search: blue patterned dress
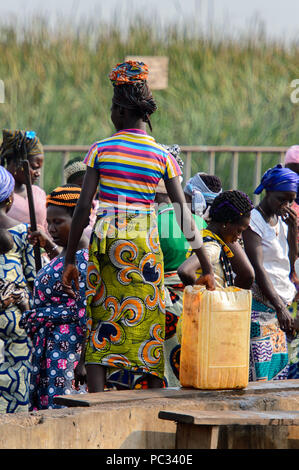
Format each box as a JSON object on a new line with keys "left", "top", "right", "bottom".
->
{"left": 0, "top": 223, "right": 35, "bottom": 413}
{"left": 20, "top": 249, "right": 88, "bottom": 410}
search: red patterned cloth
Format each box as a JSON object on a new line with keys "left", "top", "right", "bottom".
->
{"left": 109, "top": 60, "right": 149, "bottom": 85}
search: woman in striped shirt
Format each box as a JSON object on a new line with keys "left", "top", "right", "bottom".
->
{"left": 62, "top": 61, "right": 215, "bottom": 391}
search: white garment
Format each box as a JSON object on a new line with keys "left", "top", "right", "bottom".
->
{"left": 249, "top": 208, "right": 296, "bottom": 305}
{"left": 0, "top": 340, "right": 3, "bottom": 363}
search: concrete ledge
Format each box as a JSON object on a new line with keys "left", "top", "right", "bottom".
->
{"left": 0, "top": 380, "right": 299, "bottom": 449}
{"left": 53, "top": 380, "right": 299, "bottom": 408}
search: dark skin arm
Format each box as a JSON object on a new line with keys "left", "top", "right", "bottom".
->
{"left": 165, "top": 176, "right": 215, "bottom": 290}
{"left": 74, "top": 339, "right": 87, "bottom": 388}
{"left": 27, "top": 227, "right": 61, "bottom": 260}
{"left": 62, "top": 167, "right": 99, "bottom": 296}
{"left": 177, "top": 240, "right": 255, "bottom": 289}
{"left": 283, "top": 205, "right": 299, "bottom": 279}
{"left": 177, "top": 254, "right": 200, "bottom": 286}
{"left": 242, "top": 226, "right": 294, "bottom": 333}
{"left": 227, "top": 240, "right": 255, "bottom": 289}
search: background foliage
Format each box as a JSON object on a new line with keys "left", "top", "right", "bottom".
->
{"left": 0, "top": 15, "right": 298, "bottom": 195}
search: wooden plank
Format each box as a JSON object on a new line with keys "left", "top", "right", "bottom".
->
{"left": 0, "top": 79, "right": 4, "bottom": 103}
{"left": 231, "top": 151, "right": 239, "bottom": 189}
{"left": 54, "top": 380, "right": 299, "bottom": 407}
{"left": 54, "top": 387, "right": 200, "bottom": 407}
{"left": 158, "top": 409, "right": 299, "bottom": 427}
{"left": 176, "top": 423, "right": 219, "bottom": 449}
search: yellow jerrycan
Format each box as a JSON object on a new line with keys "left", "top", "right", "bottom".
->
{"left": 179, "top": 285, "right": 252, "bottom": 389}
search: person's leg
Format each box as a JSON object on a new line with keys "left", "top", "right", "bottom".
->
{"left": 86, "top": 364, "right": 106, "bottom": 392}
{"left": 147, "top": 374, "right": 164, "bottom": 389}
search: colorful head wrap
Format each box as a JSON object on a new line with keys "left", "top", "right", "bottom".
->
{"left": 64, "top": 157, "right": 86, "bottom": 183}
{"left": 285, "top": 146, "right": 299, "bottom": 165}
{"left": 46, "top": 185, "right": 81, "bottom": 208}
{"left": 0, "top": 129, "right": 43, "bottom": 165}
{"left": 109, "top": 61, "right": 149, "bottom": 86}
{"left": 109, "top": 61, "right": 157, "bottom": 132}
{"left": 184, "top": 173, "right": 222, "bottom": 217}
{"left": 0, "top": 165, "right": 15, "bottom": 203}
{"left": 254, "top": 164, "right": 299, "bottom": 195}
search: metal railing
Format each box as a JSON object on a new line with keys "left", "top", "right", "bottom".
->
{"left": 42, "top": 145, "right": 290, "bottom": 205}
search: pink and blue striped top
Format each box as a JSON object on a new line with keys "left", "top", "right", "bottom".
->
{"left": 84, "top": 129, "right": 182, "bottom": 212}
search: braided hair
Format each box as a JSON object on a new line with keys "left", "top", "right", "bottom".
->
{"left": 112, "top": 82, "right": 157, "bottom": 131}
{"left": 210, "top": 190, "right": 254, "bottom": 224}
{"left": 64, "top": 156, "right": 86, "bottom": 184}
{"left": 0, "top": 129, "right": 43, "bottom": 168}
{"left": 200, "top": 174, "right": 222, "bottom": 193}
{"left": 46, "top": 184, "right": 81, "bottom": 216}
{"left": 109, "top": 61, "right": 157, "bottom": 132}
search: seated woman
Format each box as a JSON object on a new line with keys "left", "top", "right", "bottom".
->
{"left": 0, "top": 129, "right": 48, "bottom": 233}
{"left": 178, "top": 190, "right": 255, "bottom": 290}
{"left": 184, "top": 172, "right": 222, "bottom": 220}
{"left": 0, "top": 166, "right": 35, "bottom": 413}
{"left": 242, "top": 165, "right": 298, "bottom": 381}
{"left": 20, "top": 185, "right": 89, "bottom": 410}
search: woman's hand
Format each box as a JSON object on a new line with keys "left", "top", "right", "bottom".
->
{"left": 62, "top": 263, "right": 79, "bottom": 299}
{"left": 195, "top": 273, "right": 216, "bottom": 291}
{"left": 28, "top": 227, "right": 51, "bottom": 249}
{"left": 276, "top": 304, "right": 294, "bottom": 333}
{"left": 282, "top": 205, "right": 298, "bottom": 228}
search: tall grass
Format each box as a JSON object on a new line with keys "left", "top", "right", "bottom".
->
{"left": 0, "top": 15, "right": 298, "bottom": 195}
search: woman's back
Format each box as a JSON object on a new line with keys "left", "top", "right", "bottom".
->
{"left": 84, "top": 129, "right": 181, "bottom": 211}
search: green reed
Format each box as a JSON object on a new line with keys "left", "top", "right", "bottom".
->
{"left": 0, "top": 15, "right": 298, "bottom": 195}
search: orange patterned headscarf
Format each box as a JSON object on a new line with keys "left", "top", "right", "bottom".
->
{"left": 109, "top": 61, "right": 149, "bottom": 86}
{"left": 46, "top": 185, "right": 81, "bottom": 208}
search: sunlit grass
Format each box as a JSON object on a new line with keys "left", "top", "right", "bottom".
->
{"left": 0, "top": 14, "right": 298, "bottom": 195}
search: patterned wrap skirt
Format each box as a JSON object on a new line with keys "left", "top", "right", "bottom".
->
{"left": 286, "top": 301, "right": 299, "bottom": 379}
{"left": 163, "top": 272, "right": 184, "bottom": 387}
{"left": 85, "top": 211, "right": 166, "bottom": 388}
{"left": 250, "top": 298, "right": 289, "bottom": 381}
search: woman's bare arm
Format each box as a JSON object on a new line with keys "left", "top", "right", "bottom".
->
{"left": 242, "top": 226, "right": 294, "bottom": 332}
{"left": 165, "top": 176, "right": 215, "bottom": 290}
{"left": 62, "top": 167, "right": 99, "bottom": 296}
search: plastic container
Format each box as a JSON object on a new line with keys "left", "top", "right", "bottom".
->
{"left": 179, "top": 285, "right": 252, "bottom": 390}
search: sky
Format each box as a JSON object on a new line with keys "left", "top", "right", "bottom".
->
{"left": 0, "top": 0, "right": 299, "bottom": 42}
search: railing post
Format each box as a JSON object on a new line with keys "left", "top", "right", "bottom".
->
{"left": 184, "top": 151, "right": 192, "bottom": 184}
{"left": 253, "top": 151, "right": 262, "bottom": 206}
{"left": 209, "top": 151, "right": 215, "bottom": 175}
{"left": 61, "top": 151, "right": 70, "bottom": 185}
{"left": 280, "top": 151, "right": 285, "bottom": 166}
{"left": 39, "top": 162, "right": 44, "bottom": 189}
{"left": 231, "top": 152, "right": 239, "bottom": 189}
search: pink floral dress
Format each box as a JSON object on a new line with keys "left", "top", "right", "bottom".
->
{"left": 20, "top": 249, "right": 88, "bottom": 410}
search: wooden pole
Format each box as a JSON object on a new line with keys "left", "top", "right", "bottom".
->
{"left": 22, "top": 159, "right": 42, "bottom": 273}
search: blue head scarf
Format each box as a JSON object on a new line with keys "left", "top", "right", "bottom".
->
{"left": 0, "top": 165, "right": 15, "bottom": 203}
{"left": 254, "top": 164, "right": 299, "bottom": 195}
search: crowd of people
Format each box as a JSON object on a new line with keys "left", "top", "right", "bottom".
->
{"left": 1, "top": 60, "right": 299, "bottom": 413}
